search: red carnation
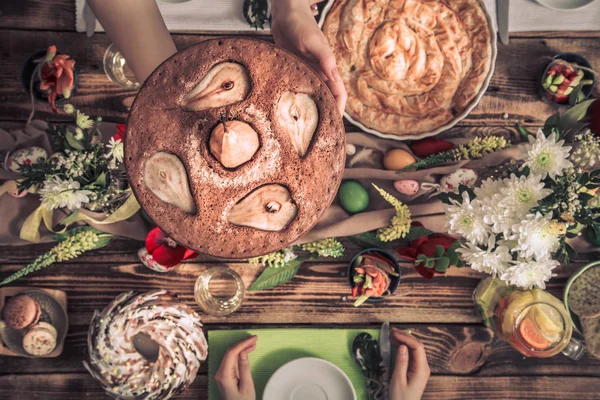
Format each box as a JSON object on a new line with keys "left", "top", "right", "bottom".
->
{"left": 114, "top": 124, "right": 126, "bottom": 142}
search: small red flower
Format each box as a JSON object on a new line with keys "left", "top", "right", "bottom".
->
{"left": 24, "top": 160, "right": 32, "bottom": 166}
{"left": 142, "top": 227, "right": 198, "bottom": 270}
{"left": 114, "top": 124, "right": 126, "bottom": 142}
{"left": 396, "top": 222, "right": 457, "bottom": 279}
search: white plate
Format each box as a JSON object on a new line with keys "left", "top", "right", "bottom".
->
{"left": 317, "top": 0, "right": 498, "bottom": 141}
{"left": 263, "top": 358, "right": 357, "bottom": 400}
{"left": 535, "top": 0, "right": 597, "bottom": 10}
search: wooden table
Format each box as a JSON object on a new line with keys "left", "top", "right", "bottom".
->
{"left": 1, "top": 1, "right": 600, "bottom": 399}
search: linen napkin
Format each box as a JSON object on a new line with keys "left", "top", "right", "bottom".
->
{"left": 75, "top": 0, "right": 600, "bottom": 34}
{"left": 207, "top": 328, "right": 381, "bottom": 400}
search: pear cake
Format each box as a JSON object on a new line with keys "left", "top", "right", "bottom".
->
{"left": 125, "top": 38, "right": 345, "bottom": 259}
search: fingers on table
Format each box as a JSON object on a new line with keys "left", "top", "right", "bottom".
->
{"left": 390, "top": 328, "right": 430, "bottom": 377}
{"left": 392, "top": 344, "right": 409, "bottom": 387}
{"left": 238, "top": 343, "right": 257, "bottom": 391}
{"left": 218, "top": 336, "right": 259, "bottom": 378}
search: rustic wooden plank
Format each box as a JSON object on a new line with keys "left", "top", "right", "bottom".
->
{"left": 0, "top": 373, "right": 598, "bottom": 399}
{"left": 0, "top": 260, "right": 587, "bottom": 326}
{"left": 1, "top": 30, "right": 598, "bottom": 124}
{"left": 0, "top": 322, "right": 598, "bottom": 377}
{"left": 0, "top": 1, "right": 74, "bottom": 31}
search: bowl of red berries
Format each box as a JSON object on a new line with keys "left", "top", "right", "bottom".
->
{"left": 540, "top": 53, "right": 596, "bottom": 106}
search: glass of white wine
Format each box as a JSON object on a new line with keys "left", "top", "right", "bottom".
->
{"left": 194, "top": 266, "right": 245, "bottom": 316}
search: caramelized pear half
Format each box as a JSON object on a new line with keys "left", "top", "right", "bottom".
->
{"left": 144, "top": 152, "right": 196, "bottom": 214}
{"left": 181, "top": 62, "right": 251, "bottom": 111}
{"left": 209, "top": 120, "right": 260, "bottom": 169}
{"left": 276, "top": 92, "right": 319, "bottom": 157}
{"left": 227, "top": 184, "right": 297, "bottom": 231}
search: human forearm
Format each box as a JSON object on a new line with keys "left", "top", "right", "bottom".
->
{"left": 88, "top": 0, "right": 177, "bottom": 82}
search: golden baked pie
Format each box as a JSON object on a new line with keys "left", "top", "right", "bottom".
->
{"left": 323, "top": 0, "right": 494, "bottom": 136}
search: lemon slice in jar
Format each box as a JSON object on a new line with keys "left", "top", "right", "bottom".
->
{"left": 528, "top": 304, "right": 563, "bottom": 344}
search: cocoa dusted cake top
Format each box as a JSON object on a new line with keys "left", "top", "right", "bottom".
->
{"left": 125, "top": 38, "right": 345, "bottom": 259}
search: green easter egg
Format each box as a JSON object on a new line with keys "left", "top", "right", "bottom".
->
{"left": 338, "top": 181, "right": 369, "bottom": 213}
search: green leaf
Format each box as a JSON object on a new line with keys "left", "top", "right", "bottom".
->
{"left": 403, "top": 225, "right": 434, "bottom": 242}
{"left": 434, "top": 257, "right": 450, "bottom": 272}
{"left": 569, "top": 82, "right": 586, "bottom": 106}
{"left": 65, "top": 129, "right": 85, "bottom": 150}
{"left": 417, "top": 254, "right": 428, "bottom": 261}
{"left": 415, "top": 259, "right": 423, "bottom": 266}
{"left": 94, "top": 172, "right": 106, "bottom": 186}
{"left": 425, "top": 259, "right": 435, "bottom": 268}
{"left": 434, "top": 245, "right": 445, "bottom": 258}
{"left": 249, "top": 259, "right": 302, "bottom": 291}
{"left": 558, "top": 99, "right": 595, "bottom": 134}
{"left": 517, "top": 125, "right": 533, "bottom": 141}
{"left": 542, "top": 113, "right": 560, "bottom": 136}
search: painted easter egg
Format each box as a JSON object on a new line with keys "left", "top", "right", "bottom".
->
{"left": 440, "top": 168, "right": 478, "bottom": 192}
{"left": 383, "top": 149, "right": 416, "bottom": 171}
{"left": 6, "top": 147, "right": 48, "bottom": 172}
{"left": 394, "top": 180, "right": 420, "bottom": 195}
{"left": 7, "top": 188, "right": 27, "bottom": 198}
{"left": 338, "top": 180, "right": 369, "bottom": 213}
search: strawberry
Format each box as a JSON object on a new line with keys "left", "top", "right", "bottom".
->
{"left": 409, "top": 137, "right": 455, "bottom": 158}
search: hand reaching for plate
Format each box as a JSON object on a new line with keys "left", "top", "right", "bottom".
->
{"left": 215, "top": 336, "right": 258, "bottom": 400}
{"left": 389, "top": 328, "right": 431, "bottom": 400}
{"left": 271, "top": 0, "right": 347, "bottom": 115}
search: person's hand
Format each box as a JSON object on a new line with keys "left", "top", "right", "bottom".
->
{"left": 271, "top": 0, "right": 347, "bottom": 115}
{"left": 215, "top": 336, "right": 258, "bottom": 400}
{"left": 389, "top": 328, "right": 430, "bottom": 400}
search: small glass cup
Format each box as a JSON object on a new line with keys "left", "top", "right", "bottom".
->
{"left": 194, "top": 266, "right": 245, "bottom": 316}
{"left": 103, "top": 43, "right": 140, "bottom": 89}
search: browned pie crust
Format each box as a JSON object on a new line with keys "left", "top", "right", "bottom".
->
{"left": 323, "top": 0, "right": 493, "bottom": 136}
{"left": 125, "top": 38, "right": 345, "bottom": 259}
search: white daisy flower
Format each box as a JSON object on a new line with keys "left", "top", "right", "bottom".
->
{"left": 445, "top": 191, "right": 490, "bottom": 245}
{"left": 457, "top": 237, "right": 512, "bottom": 277}
{"left": 510, "top": 213, "right": 560, "bottom": 261}
{"left": 107, "top": 137, "right": 124, "bottom": 164}
{"left": 75, "top": 111, "right": 94, "bottom": 130}
{"left": 498, "top": 174, "right": 552, "bottom": 218}
{"left": 39, "top": 177, "right": 92, "bottom": 211}
{"left": 500, "top": 258, "right": 559, "bottom": 289}
{"left": 482, "top": 193, "right": 518, "bottom": 238}
{"left": 519, "top": 130, "right": 572, "bottom": 179}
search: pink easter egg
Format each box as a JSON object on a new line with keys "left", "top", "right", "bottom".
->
{"left": 8, "top": 189, "right": 27, "bottom": 198}
{"left": 394, "top": 179, "right": 420, "bottom": 195}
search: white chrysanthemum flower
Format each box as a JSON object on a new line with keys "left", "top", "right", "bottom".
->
{"left": 519, "top": 130, "right": 572, "bottom": 179}
{"left": 39, "top": 177, "right": 92, "bottom": 211}
{"left": 445, "top": 191, "right": 490, "bottom": 245}
{"left": 474, "top": 178, "right": 503, "bottom": 206}
{"left": 482, "top": 193, "right": 518, "bottom": 237}
{"left": 75, "top": 111, "right": 93, "bottom": 130}
{"left": 510, "top": 213, "right": 560, "bottom": 261}
{"left": 107, "top": 137, "right": 124, "bottom": 164}
{"left": 457, "top": 237, "right": 512, "bottom": 276}
{"left": 498, "top": 174, "right": 552, "bottom": 218}
{"left": 500, "top": 258, "right": 559, "bottom": 289}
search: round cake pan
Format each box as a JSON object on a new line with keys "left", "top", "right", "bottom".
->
{"left": 318, "top": 0, "right": 498, "bottom": 141}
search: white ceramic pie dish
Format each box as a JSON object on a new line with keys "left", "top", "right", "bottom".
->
{"left": 318, "top": 0, "right": 498, "bottom": 141}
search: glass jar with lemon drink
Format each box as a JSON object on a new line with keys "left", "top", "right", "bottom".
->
{"left": 474, "top": 277, "right": 585, "bottom": 359}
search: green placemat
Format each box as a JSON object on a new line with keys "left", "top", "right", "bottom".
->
{"left": 208, "top": 328, "right": 380, "bottom": 400}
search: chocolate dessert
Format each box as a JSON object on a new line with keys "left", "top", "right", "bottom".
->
{"left": 126, "top": 38, "right": 345, "bottom": 258}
